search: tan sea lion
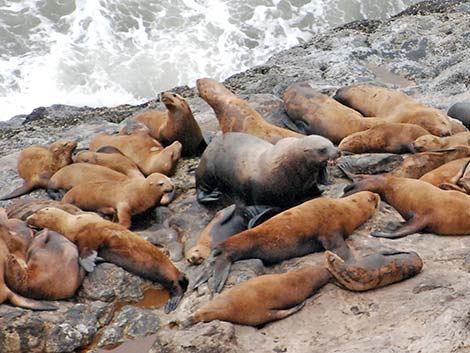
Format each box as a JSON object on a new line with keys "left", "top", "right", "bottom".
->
{"left": 196, "top": 132, "right": 339, "bottom": 208}
{"left": 0, "top": 139, "right": 77, "bottom": 200}
{"left": 412, "top": 132, "right": 470, "bottom": 152}
{"left": 6, "top": 198, "right": 84, "bottom": 221}
{"left": 192, "top": 191, "right": 380, "bottom": 293}
{"left": 130, "top": 92, "right": 206, "bottom": 156}
{"left": 182, "top": 266, "right": 331, "bottom": 326}
{"left": 26, "top": 208, "right": 188, "bottom": 313}
{"left": 197, "top": 78, "right": 303, "bottom": 143}
{"left": 89, "top": 132, "right": 181, "bottom": 176}
{"left": 420, "top": 158, "right": 470, "bottom": 186}
{"left": 282, "top": 82, "right": 385, "bottom": 144}
{"left": 62, "top": 173, "right": 174, "bottom": 229}
{"left": 449, "top": 119, "right": 468, "bottom": 134}
{"left": 436, "top": 160, "right": 470, "bottom": 193}
{"left": 325, "top": 250, "right": 423, "bottom": 291}
{"left": 338, "top": 123, "right": 429, "bottom": 154}
{"left": 334, "top": 84, "right": 452, "bottom": 136}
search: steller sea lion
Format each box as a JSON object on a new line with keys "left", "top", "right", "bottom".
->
{"left": 181, "top": 266, "right": 331, "bottom": 327}
{"left": 448, "top": 102, "right": 470, "bottom": 129}
{"left": 338, "top": 123, "right": 429, "bottom": 154}
{"left": 334, "top": 84, "right": 452, "bottom": 136}
{"left": 26, "top": 207, "right": 188, "bottom": 313}
{"left": 325, "top": 250, "right": 423, "bottom": 291}
{"left": 6, "top": 198, "right": 84, "bottom": 221}
{"left": 436, "top": 160, "right": 470, "bottom": 193}
{"left": 89, "top": 132, "right": 181, "bottom": 176}
{"left": 420, "top": 157, "right": 470, "bottom": 187}
{"left": 0, "top": 139, "right": 77, "bottom": 200}
{"left": 130, "top": 92, "right": 206, "bottom": 156}
{"left": 197, "top": 78, "right": 303, "bottom": 143}
{"left": 282, "top": 82, "right": 385, "bottom": 144}
{"left": 196, "top": 132, "right": 339, "bottom": 208}
{"left": 412, "top": 132, "right": 470, "bottom": 152}
{"left": 192, "top": 191, "right": 380, "bottom": 293}
{"left": 62, "top": 173, "right": 174, "bottom": 229}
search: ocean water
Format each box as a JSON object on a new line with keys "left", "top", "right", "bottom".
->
{"left": 0, "top": 0, "right": 419, "bottom": 121}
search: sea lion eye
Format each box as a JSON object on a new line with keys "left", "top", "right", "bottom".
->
{"left": 158, "top": 182, "right": 165, "bottom": 186}
{"left": 319, "top": 148, "right": 327, "bottom": 154}
{"left": 172, "top": 93, "right": 177, "bottom": 98}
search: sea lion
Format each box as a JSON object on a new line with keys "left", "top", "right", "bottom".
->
{"left": 0, "top": 139, "right": 77, "bottom": 200}
{"left": 182, "top": 266, "right": 331, "bottom": 327}
{"left": 325, "top": 250, "right": 423, "bottom": 291}
{"left": 62, "top": 173, "right": 174, "bottom": 229}
{"left": 420, "top": 158, "right": 470, "bottom": 186}
{"left": 412, "top": 132, "right": 470, "bottom": 152}
{"left": 186, "top": 204, "right": 281, "bottom": 265}
{"left": 436, "top": 160, "right": 470, "bottom": 193}
{"left": 73, "top": 150, "right": 144, "bottom": 179}
{"left": 6, "top": 198, "right": 84, "bottom": 221}
{"left": 192, "top": 191, "right": 380, "bottom": 293}
{"left": 5, "top": 229, "right": 84, "bottom": 300}
{"left": 334, "top": 84, "right": 452, "bottom": 136}
{"left": 197, "top": 78, "right": 303, "bottom": 143}
{"left": 338, "top": 123, "right": 429, "bottom": 154}
{"left": 26, "top": 207, "right": 188, "bottom": 313}
{"left": 449, "top": 118, "right": 468, "bottom": 134}
{"left": 448, "top": 102, "right": 470, "bottom": 129}
{"left": 282, "top": 82, "right": 384, "bottom": 144}
{"left": 89, "top": 132, "right": 182, "bottom": 176}
{"left": 340, "top": 162, "right": 470, "bottom": 238}
{"left": 130, "top": 92, "right": 206, "bottom": 156}
{"left": 47, "top": 163, "right": 129, "bottom": 200}
{"left": 196, "top": 132, "right": 339, "bottom": 208}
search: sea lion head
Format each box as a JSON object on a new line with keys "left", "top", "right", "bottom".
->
{"left": 297, "top": 135, "right": 340, "bottom": 164}
{"left": 26, "top": 207, "right": 64, "bottom": 230}
{"left": 412, "top": 134, "right": 441, "bottom": 152}
{"left": 346, "top": 191, "right": 381, "bottom": 210}
{"left": 160, "top": 91, "right": 190, "bottom": 113}
{"left": 50, "top": 139, "right": 77, "bottom": 164}
{"left": 146, "top": 173, "right": 175, "bottom": 205}
{"left": 412, "top": 109, "right": 452, "bottom": 137}
{"left": 338, "top": 133, "right": 367, "bottom": 154}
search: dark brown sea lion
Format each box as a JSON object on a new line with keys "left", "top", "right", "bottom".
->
{"left": 282, "top": 82, "right": 384, "bottom": 144}
{"left": 196, "top": 132, "right": 339, "bottom": 208}
{"left": 0, "top": 139, "right": 77, "bottom": 200}
{"left": 6, "top": 198, "right": 84, "bottom": 221}
{"left": 192, "top": 191, "right": 380, "bottom": 293}
{"left": 131, "top": 92, "right": 206, "bottom": 156}
{"left": 419, "top": 158, "right": 470, "bottom": 186}
{"left": 325, "top": 250, "right": 423, "bottom": 291}
{"left": 26, "top": 208, "right": 187, "bottom": 313}
{"left": 197, "top": 78, "right": 303, "bottom": 143}
{"left": 448, "top": 102, "right": 470, "bottom": 129}
{"left": 338, "top": 123, "right": 429, "bottom": 154}
{"left": 334, "top": 84, "right": 452, "bottom": 136}
{"left": 62, "top": 173, "right": 174, "bottom": 229}
{"left": 412, "top": 132, "right": 470, "bottom": 152}
{"left": 182, "top": 266, "right": 331, "bottom": 326}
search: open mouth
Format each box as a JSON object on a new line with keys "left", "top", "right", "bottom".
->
{"left": 160, "top": 189, "right": 176, "bottom": 205}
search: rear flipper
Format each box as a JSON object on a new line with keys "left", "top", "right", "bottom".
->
{"left": 371, "top": 216, "right": 426, "bottom": 239}
{"left": 211, "top": 253, "right": 232, "bottom": 294}
{"left": 247, "top": 207, "right": 282, "bottom": 229}
{"left": 0, "top": 183, "right": 34, "bottom": 201}
{"left": 268, "top": 301, "right": 306, "bottom": 323}
{"left": 8, "top": 290, "right": 57, "bottom": 311}
{"left": 197, "top": 189, "right": 222, "bottom": 203}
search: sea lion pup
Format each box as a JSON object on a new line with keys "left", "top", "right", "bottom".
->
{"left": 282, "top": 82, "right": 385, "bottom": 144}
{"left": 26, "top": 208, "right": 188, "bottom": 313}
{"left": 197, "top": 77, "right": 303, "bottom": 144}
{"left": 6, "top": 198, "right": 84, "bottom": 221}
{"left": 324, "top": 250, "right": 423, "bottom": 291}
{"left": 196, "top": 132, "right": 340, "bottom": 208}
{"left": 412, "top": 132, "right": 470, "bottom": 152}
{"left": 390, "top": 146, "right": 470, "bottom": 179}
{"left": 89, "top": 132, "right": 182, "bottom": 176}
{"left": 181, "top": 266, "right": 331, "bottom": 327}
{"left": 0, "top": 139, "right": 77, "bottom": 200}
{"left": 338, "top": 123, "right": 429, "bottom": 154}
{"left": 5, "top": 229, "right": 84, "bottom": 300}
{"left": 420, "top": 158, "right": 470, "bottom": 186}
{"left": 130, "top": 92, "right": 206, "bottom": 156}
{"left": 192, "top": 191, "right": 380, "bottom": 294}
{"left": 186, "top": 204, "right": 281, "bottom": 265}
{"left": 448, "top": 102, "right": 470, "bottom": 129}
{"left": 73, "top": 150, "right": 144, "bottom": 179}
{"left": 334, "top": 84, "right": 452, "bottom": 136}
{"left": 47, "top": 163, "right": 129, "bottom": 200}
{"left": 339, "top": 162, "right": 470, "bottom": 238}
{"left": 62, "top": 173, "right": 174, "bottom": 229}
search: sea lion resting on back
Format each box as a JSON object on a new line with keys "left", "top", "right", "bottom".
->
{"left": 26, "top": 208, "right": 188, "bottom": 313}
{"left": 196, "top": 132, "right": 340, "bottom": 208}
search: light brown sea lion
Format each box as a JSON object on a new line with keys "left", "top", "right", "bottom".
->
{"left": 26, "top": 208, "right": 188, "bottom": 313}
{"left": 196, "top": 78, "right": 303, "bottom": 143}
{"left": 47, "top": 163, "right": 129, "bottom": 200}
{"left": 62, "top": 173, "right": 174, "bottom": 229}
{"left": 130, "top": 92, "right": 206, "bottom": 156}
{"left": 334, "top": 84, "right": 452, "bottom": 136}
{"left": 196, "top": 132, "right": 339, "bottom": 208}
{"left": 449, "top": 118, "right": 468, "bottom": 134}
{"left": 338, "top": 123, "right": 429, "bottom": 154}
{"left": 6, "top": 198, "right": 84, "bottom": 221}
{"left": 420, "top": 158, "right": 470, "bottom": 186}
{"left": 412, "top": 132, "right": 470, "bottom": 152}
{"left": 436, "top": 160, "right": 470, "bottom": 193}
{"left": 325, "top": 250, "right": 423, "bottom": 291}
{"left": 192, "top": 191, "right": 380, "bottom": 293}
{"left": 340, "top": 162, "right": 470, "bottom": 238}
{"left": 182, "top": 266, "right": 331, "bottom": 326}
{"left": 5, "top": 229, "right": 84, "bottom": 300}
{"left": 72, "top": 150, "right": 144, "bottom": 179}
{"left": 89, "top": 132, "right": 181, "bottom": 176}
{"left": 0, "top": 139, "right": 77, "bottom": 200}
{"left": 282, "top": 82, "right": 385, "bottom": 144}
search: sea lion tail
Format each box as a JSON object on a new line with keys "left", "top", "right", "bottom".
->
{"left": 0, "top": 183, "right": 34, "bottom": 201}
{"left": 8, "top": 291, "right": 58, "bottom": 311}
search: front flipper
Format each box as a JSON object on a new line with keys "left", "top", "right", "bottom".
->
{"left": 190, "top": 253, "right": 215, "bottom": 290}
{"left": 269, "top": 301, "right": 306, "bottom": 323}
{"left": 78, "top": 250, "right": 98, "bottom": 273}
{"left": 371, "top": 216, "right": 426, "bottom": 239}
{"left": 197, "top": 189, "right": 222, "bottom": 203}
{"left": 318, "top": 232, "right": 354, "bottom": 264}
{"left": 281, "top": 116, "right": 310, "bottom": 135}
{"left": 211, "top": 253, "right": 232, "bottom": 294}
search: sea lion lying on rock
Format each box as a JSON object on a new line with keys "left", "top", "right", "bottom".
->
{"left": 419, "top": 158, "right": 470, "bottom": 186}
{"left": 412, "top": 132, "right": 470, "bottom": 152}
{"left": 6, "top": 198, "right": 84, "bottom": 221}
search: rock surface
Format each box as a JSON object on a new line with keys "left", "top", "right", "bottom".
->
{"left": 1, "top": 1, "right": 470, "bottom": 352}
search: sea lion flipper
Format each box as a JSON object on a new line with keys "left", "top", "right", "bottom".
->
{"left": 211, "top": 254, "right": 232, "bottom": 294}
{"left": 46, "top": 188, "right": 67, "bottom": 201}
{"left": 190, "top": 258, "right": 213, "bottom": 290}
{"left": 164, "top": 294, "right": 182, "bottom": 314}
{"left": 281, "top": 116, "right": 309, "bottom": 135}
{"left": 318, "top": 233, "right": 353, "bottom": 263}
{"left": 197, "top": 189, "right": 222, "bottom": 203}
{"left": 0, "top": 183, "right": 35, "bottom": 201}
{"left": 371, "top": 216, "right": 426, "bottom": 239}
{"left": 247, "top": 207, "right": 280, "bottom": 229}
{"left": 270, "top": 301, "right": 306, "bottom": 322}
{"left": 79, "top": 250, "right": 98, "bottom": 272}
{"left": 8, "top": 292, "right": 58, "bottom": 311}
